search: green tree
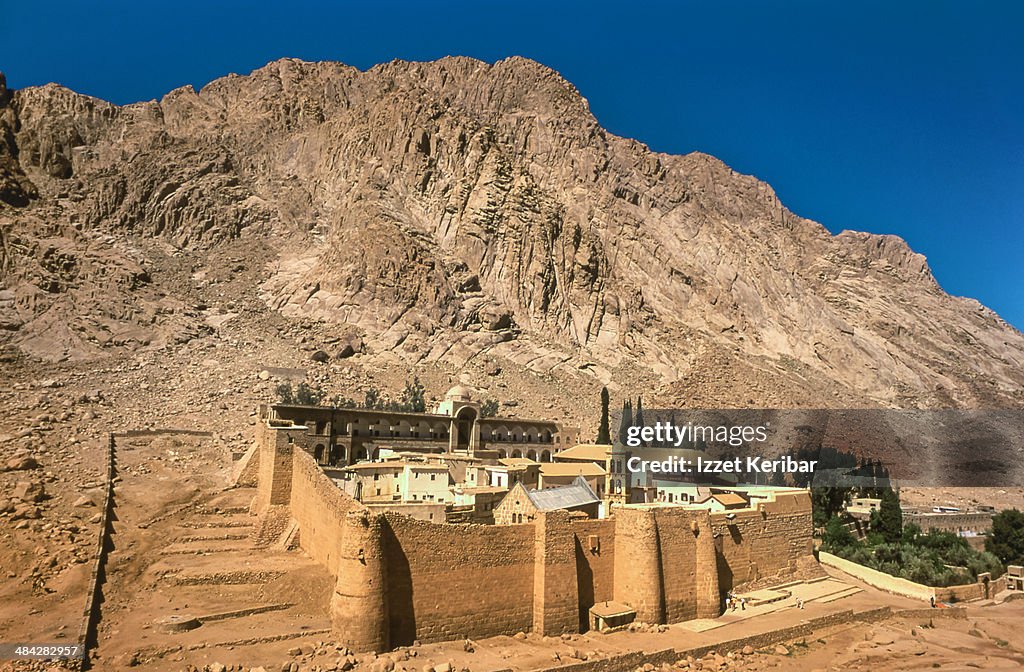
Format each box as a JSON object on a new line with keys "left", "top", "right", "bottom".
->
{"left": 597, "top": 387, "right": 611, "bottom": 444}
{"left": 480, "top": 399, "right": 499, "bottom": 418}
{"left": 294, "top": 383, "right": 323, "bottom": 405}
{"left": 821, "top": 516, "right": 858, "bottom": 553}
{"left": 634, "top": 396, "right": 645, "bottom": 445}
{"left": 986, "top": 508, "right": 1024, "bottom": 565}
{"left": 618, "top": 399, "right": 633, "bottom": 445}
{"left": 275, "top": 383, "right": 295, "bottom": 404}
{"left": 810, "top": 486, "right": 851, "bottom": 528}
{"left": 364, "top": 387, "right": 382, "bottom": 410}
{"left": 330, "top": 394, "right": 357, "bottom": 408}
{"left": 399, "top": 376, "right": 426, "bottom": 412}
{"left": 876, "top": 488, "right": 903, "bottom": 543}
{"left": 901, "top": 522, "right": 922, "bottom": 544}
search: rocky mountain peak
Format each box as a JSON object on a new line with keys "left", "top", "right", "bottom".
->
{"left": 0, "top": 58, "right": 1021, "bottom": 408}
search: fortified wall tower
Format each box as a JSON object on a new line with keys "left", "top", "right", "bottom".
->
{"left": 252, "top": 418, "right": 815, "bottom": 651}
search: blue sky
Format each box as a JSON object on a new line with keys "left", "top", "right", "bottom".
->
{"left": 3, "top": 1, "right": 1021, "bottom": 329}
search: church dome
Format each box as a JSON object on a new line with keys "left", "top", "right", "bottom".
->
{"left": 445, "top": 384, "right": 473, "bottom": 401}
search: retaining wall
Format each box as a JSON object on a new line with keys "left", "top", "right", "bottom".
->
{"left": 820, "top": 551, "right": 1001, "bottom": 604}
{"left": 74, "top": 434, "right": 117, "bottom": 670}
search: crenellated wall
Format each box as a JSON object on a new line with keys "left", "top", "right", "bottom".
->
{"left": 255, "top": 432, "right": 814, "bottom": 652}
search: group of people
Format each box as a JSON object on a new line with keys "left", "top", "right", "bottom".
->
{"left": 724, "top": 592, "right": 748, "bottom": 612}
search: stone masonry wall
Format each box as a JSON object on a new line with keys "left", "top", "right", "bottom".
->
{"left": 289, "top": 447, "right": 366, "bottom": 575}
{"left": 572, "top": 518, "right": 616, "bottom": 631}
{"left": 256, "top": 422, "right": 816, "bottom": 652}
{"left": 533, "top": 511, "right": 580, "bottom": 636}
{"left": 612, "top": 506, "right": 720, "bottom": 624}
{"left": 254, "top": 423, "right": 306, "bottom": 511}
{"left": 711, "top": 490, "right": 814, "bottom": 591}
{"left": 381, "top": 513, "right": 537, "bottom": 646}
{"left": 655, "top": 507, "right": 720, "bottom": 621}
{"left": 613, "top": 507, "right": 664, "bottom": 623}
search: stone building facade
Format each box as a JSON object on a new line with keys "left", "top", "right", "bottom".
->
{"left": 260, "top": 385, "right": 580, "bottom": 467}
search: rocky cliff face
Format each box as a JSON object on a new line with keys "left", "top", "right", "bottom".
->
{"left": 1, "top": 57, "right": 1021, "bottom": 408}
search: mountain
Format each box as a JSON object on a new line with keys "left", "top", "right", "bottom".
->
{"left": 1, "top": 58, "right": 1022, "bottom": 410}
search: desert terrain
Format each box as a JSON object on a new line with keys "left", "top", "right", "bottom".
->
{"left": 2, "top": 57, "right": 1023, "bottom": 670}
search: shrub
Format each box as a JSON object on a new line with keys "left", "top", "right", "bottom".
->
{"left": 479, "top": 399, "right": 499, "bottom": 418}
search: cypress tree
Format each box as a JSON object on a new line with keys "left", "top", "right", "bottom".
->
{"left": 618, "top": 400, "right": 633, "bottom": 445}
{"left": 597, "top": 387, "right": 611, "bottom": 444}
{"left": 877, "top": 488, "right": 903, "bottom": 543}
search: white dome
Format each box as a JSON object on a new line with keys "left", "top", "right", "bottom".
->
{"left": 445, "top": 385, "right": 473, "bottom": 401}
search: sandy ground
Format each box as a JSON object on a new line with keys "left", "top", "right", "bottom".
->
{"left": 3, "top": 423, "right": 1024, "bottom": 671}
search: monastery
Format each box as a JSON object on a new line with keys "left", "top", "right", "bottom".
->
{"left": 244, "top": 386, "right": 816, "bottom": 651}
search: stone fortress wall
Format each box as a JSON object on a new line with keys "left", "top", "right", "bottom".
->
{"left": 253, "top": 432, "right": 815, "bottom": 652}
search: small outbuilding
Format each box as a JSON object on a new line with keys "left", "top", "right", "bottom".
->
{"left": 589, "top": 601, "right": 636, "bottom": 632}
{"left": 1008, "top": 565, "right": 1024, "bottom": 592}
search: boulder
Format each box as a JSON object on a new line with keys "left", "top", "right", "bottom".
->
{"left": 311, "top": 350, "right": 330, "bottom": 363}
{"left": 13, "top": 480, "right": 46, "bottom": 502}
{"left": 370, "top": 659, "right": 395, "bottom": 672}
{"left": 6, "top": 455, "right": 39, "bottom": 471}
{"left": 336, "top": 334, "right": 363, "bottom": 358}
{"left": 479, "top": 305, "right": 513, "bottom": 331}
{"left": 457, "top": 275, "right": 481, "bottom": 292}
{"left": 12, "top": 503, "right": 41, "bottom": 519}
